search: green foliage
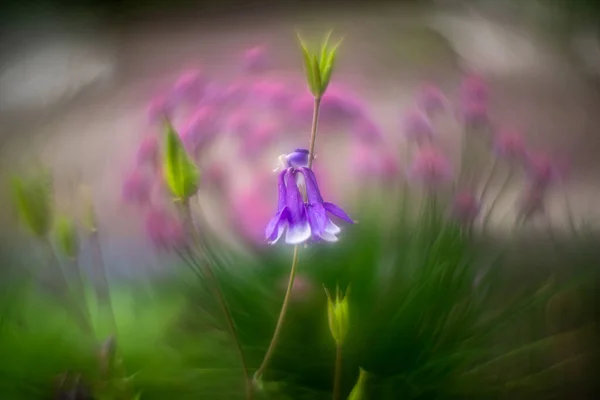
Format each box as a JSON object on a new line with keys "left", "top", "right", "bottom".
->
{"left": 297, "top": 31, "right": 342, "bottom": 98}
{"left": 162, "top": 121, "right": 200, "bottom": 201}
{"left": 11, "top": 172, "right": 53, "bottom": 238}
{"left": 53, "top": 216, "right": 79, "bottom": 259}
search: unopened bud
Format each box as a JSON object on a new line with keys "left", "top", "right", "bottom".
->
{"left": 325, "top": 285, "right": 350, "bottom": 346}
{"left": 347, "top": 367, "right": 369, "bottom": 400}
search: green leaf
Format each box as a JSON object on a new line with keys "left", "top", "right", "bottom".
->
{"left": 12, "top": 172, "right": 53, "bottom": 238}
{"left": 319, "top": 30, "right": 333, "bottom": 70}
{"left": 297, "top": 33, "right": 317, "bottom": 96}
{"left": 162, "top": 121, "right": 200, "bottom": 201}
{"left": 311, "top": 54, "right": 323, "bottom": 97}
{"left": 53, "top": 216, "right": 79, "bottom": 259}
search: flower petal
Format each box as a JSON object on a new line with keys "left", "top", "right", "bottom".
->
{"left": 285, "top": 219, "right": 311, "bottom": 244}
{"left": 275, "top": 170, "right": 287, "bottom": 211}
{"left": 306, "top": 203, "right": 328, "bottom": 237}
{"left": 325, "top": 220, "right": 341, "bottom": 235}
{"left": 299, "top": 167, "right": 324, "bottom": 204}
{"left": 323, "top": 202, "right": 354, "bottom": 223}
{"left": 265, "top": 207, "right": 289, "bottom": 244}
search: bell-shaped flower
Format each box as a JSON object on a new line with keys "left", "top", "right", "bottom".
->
{"left": 265, "top": 156, "right": 354, "bottom": 244}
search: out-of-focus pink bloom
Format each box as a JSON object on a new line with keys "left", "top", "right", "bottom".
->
{"left": 523, "top": 152, "right": 566, "bottom": 190}
{"left": 291, "top": 88, "right": 365, "bottom": 126}
{"left": 277, "top": 274, "right": 314, "bottom": 301}
{"left": 409, "top": 146, "right": 453, "bottom": 187}
{"left": 243, "top": 45, "right": 269, "bottom": 73}
{"left": 351, "top": 141, "right": 400, "bottom": 181}
{"left": 170, "top": 69, "right": 206, "bottom": 105}
{"left": 147, "top": 94, "right": 175, "bottom": 124}
{"left": 240, "top": 121, "right": 279, "bottom": 158}
{"left": 145, "top": 208, "right": 186, "bottom": 251}
{"left": 459, "top": 100, "right": 489, "bottom": 128}
{"left": 226, "top": 110, "right": 254, "bottom": 137}
{"left": 180, "top": 106, "right": 219, "bottom": 156}
{"left": 492, "top": 129, "right": 527, "bottom": 160}
{"left": 219, "top": 81, "right": 250, "bottom": 109}
{"left": 250, "top": 81, "right": 294, "bottom": 111}
{"left": 352, "top": 117, "right": 384, "bottom": 144}
{"left": 403, "top": 109, "right": 434, "bottom": 144}
{"left": 230, "top": 176, "right": 275, "bottom": 244}
{"left": 451, "top": 191, "right": 481, "bottom": 224}
{"left": 417, "top": 83, "right": 447, "bottom": 116}
{"left": 460, "top": 73, "right": 488, "bottom": 104}
{"left": 204, "top": 164, "right": 229, "bottom": 192}
{"left": 517, "top": 186, "right": 546, "bottom": 221}
{"left": 122, "top": 169, "right": 152, "bottom": 206}
{"left": 136, "top": 135, "right": 160, "bottom": 169}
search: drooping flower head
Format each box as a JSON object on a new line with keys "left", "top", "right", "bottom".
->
{"left": 451, "top": 191, "right": 481, "bottom": 225}
{"left": 408, "top": 146, "right": 453, "bottom": 187}
{"left": 403, "top": 109, "right": 434, "bottom": 144}
{"left": 266, "top": 150, "right": 354, "bottom": 244}
{"left": 492, "top": 129, "right": 527, "bottom": 161}
{"left": 145, "top": 208, "right": 186, "bottom": 251}
{"left": 417, "top": 83, "right": 447, "bottom": 116}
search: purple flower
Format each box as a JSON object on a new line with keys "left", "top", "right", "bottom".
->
{"left": 417, "top": 83, "right": 447, "bottom": 116}
{"left": 180, "top": 106, "right": 219, "bottom": 156}
{"left": 145, "top": 208, "right": 186, "bottom": 251}
{"left": 523, "top": 152, "right": 566, "bottom": 191}
{"left": 492, "top": 129, "right": 527, "bottom": 161}
{"left": 274, "top": 148, "right": 310, "bottom": 171}
{"left": 460, "top": 73, "right": 488, "bottom": 104}
{"left": 136, "top": 135, "right": 159, "bottom": 168}
{"left": 451, "top": 191, "right": 481, "bottom": 224}
{"left": 265, "top": 161, "right": 354, "bottom": 245}
{"left": 409, "top": 146, "right": 453, "bottom": 187}
{"left": 459, "top": 100, "right": 489, "bottom": 128}
{"left": 403, "top": 109, "right": 434, "bottom": 144}
{"left": 147, "top": 94, "right": 175, "bottom": 124}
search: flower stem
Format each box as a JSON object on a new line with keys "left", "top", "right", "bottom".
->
{"left": 254, "top": 244, "right": 300, "bottom": 381}
{"left": 181, "top": 199, "right": 253, "bottom": 400}
{"left": 308, "top": 96, "right": 322, "bottom": 168}
{"left": 333, "top": 344, "right": 343, "bottom": 400}
{"left": 483, "top": 165, "right": 514, "bottom": 232}
{"left": 479, "top": 156, "right": 499, "bottom": 202}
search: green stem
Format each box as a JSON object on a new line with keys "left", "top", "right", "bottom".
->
{"left": 308, "top": 96, "right": 322, "bottom": 169}
{"left": 333, "top": 344, "right": 343, "bottom": 400}
{"left": 482, "top": 165, "right": 514, "bottom": 233}
{"left": 90, "top": 230, "right": 117, "bottom": 335}
{"left": 479, "top": 156, "right": 499, "bottom": 203}
{"left": 254, "top": 245, "right": 300, "bottom": 381}
{"left": 181, "top": 200, "right": 253, "bottom": 400}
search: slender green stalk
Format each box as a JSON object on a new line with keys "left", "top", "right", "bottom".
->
{"left": 253, "top": 245, "right": 300, "bottom": 381}
{"left": 482, "top": 165, "right": 514, "bottom": 232}
{"left": 333, "top": 344, "right": 343, "bottom": 400}
{"left": 479, "top": 156, "right": 499, "bottom": 203}
{"left": 255, "top": 95, "right": 323, "bottom": 382}
{"left": 180, "top": 199, "right": 253, "bottom": 400}
{"left": 89, "top": 230, "right": 117, "bottom": 334}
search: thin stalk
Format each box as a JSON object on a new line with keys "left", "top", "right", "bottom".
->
{"left": 89, "top": 230, "right": 117, "bottom": 335}
{"left": 479, "top": 156, "right": 499, "bottom": 202}
{"left": 255, "top": 94, "right": 323, "bottom": 381}
{"left": 181, "top": 200, "right": 252, "bottom": 400}
{"left": 254, "top": 245, "right": 300, "bottom": 381}
{"left": 482, "top": 165, "right": 514, "bottom": 232}
{"left": 333, "top": 344, "right": 343, "bottom": 400}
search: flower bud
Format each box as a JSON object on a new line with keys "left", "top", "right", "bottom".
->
{"left": 347, "top": 368, "right": 369, "bottom": 400}
{"left": 12, "top": 172, "right": 53, "bottom": 238}
{"left": 54, "top": 216, "right": 79, "bottom": 259}
{"left": 325, "top": 286, "right": 350, "bottom": 346}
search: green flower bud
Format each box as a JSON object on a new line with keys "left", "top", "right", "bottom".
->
{"left": 297, "top": 31, "right": 343, "bottom": 98}
{"left": 325, "top": 285, "right": 350, "bottom": 346}
{"left": 162, "top": 120, "right": 201, "bottom": 201}
{"left": 54, "top": 216, "right": 79, "bottom": 259}
{"left": 12, "top": 172, "right": 53, "bottom": 238}
{"left": 347, "top": 368, "right": 369, "bottom": 400}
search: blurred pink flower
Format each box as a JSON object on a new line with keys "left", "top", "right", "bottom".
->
{"left": 451, "top": 191, "right": 481, "bottom": 224}
{"left": 492, "top": 129, "right": 527, "bottom": 161}
{"left": 352, "top": 117, "right": 384, "bottom": 144}
{"left": 226, "top": 110, "right": 254, "bottom": 138}
{"left": 459, "top": 100, "right": 489, "bottom": 128}
{"left": 145, "top": 208, "right": 186, "bottom": 251}
{"left": 417, "top": 83, "right": 447, "bottom": 116}
{"left": 243, "top": 45, "right": 269, "bottom": 73}
{"left": 409, "top": 146, "right": 453, "bottom": 187}
{"left": 351, "top": 141, "right": 400, "bottom": 181}
{"left": 460, "top": 73, "right": 488, "bottom": 104}
{"left": 147, "top": 94, "right": 175, "bottom": 124}
{"left": 230, "top": 177, "right": 275, "bottom": 244}
{"left": 250, "top": 81, "right": 294, "bottom": 111}
{"left": 170, "top": 69, "right": 206, "bottom": 105}
{"left": 136, "top": 135, "right": 160, "bottom": 169}
{"left": 523, "top": 152, "right": 566, "bottom": 190}
{"left": 291, "top": 88, "right": 365, "bottom": 126}
{"left": 122, "top": 169, "right": 152, "bottom": 206}
{"left": 240, "top": 121, "right": 279, "bottom": 159}
{"left": 180, "top": 106, "right": 219, "bottom": 156}
{"left": 219, "top": 80, "right": 250, "bottom": 109}
{"left": 403, "top": 109, "right": 434, "bottom": 144}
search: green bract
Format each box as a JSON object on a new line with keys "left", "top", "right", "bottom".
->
{"left": 325, "top": 285, "right": 350, "bottom": 346}
{"left": 162, "top": 121, "right": 200, "bottom": 201}
{"left": 297, "top": 30, "right": 343, "bottom": 98}
{"left": 347, "top": 367, "right": 369, "bottom": 400}
{"left": 54, "top": 216, "right": 79, "bottom": 259}
{"left": 12, "top": 172, "right": 53, "bottom": 238}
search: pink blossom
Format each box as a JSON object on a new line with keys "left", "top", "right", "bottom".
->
{"left": 147, "top": 94, "right": 175, "bottom": 124}
{"left": 239, "top": 121, "right": 279, "bottom": 158}
{"left": 230, "top": 178, "right": 275, "bottom": 244}
{"left": 460, "top": 73, "right": 488, "bottom": 104}
{"left": 291, "top": 88, "right": 365, "bottom": 126}
{"left": 459, "top": 100, "right": 489, "bottom": 128}
{"left": 243, "top": 45, "right": 269, "bottom": 73}
{"left": 219, "top": 81, "right": 250, "bottom": 109}
{"left": 250, "top": 81, "right": 294, "bottom": 111}
{"left": 417, "top": 83, "right": 447, "bottom": 116}
{"left": 136, "top": 135, "right": 160, "bottom": 169}
{"left": 403, "top": 109, "right": 434, "bottom": 144}
{"left": 492, "top": 129, "right": 527, "bottom": 160}
{"left": 226, "top": 110, "right": 254, "bottom": 138}
{"left": 409, "top": 146, "right": 453, "bottom": 187}
{"left": 170, "top": 69, "right": 206, "bottom": 105}
{"left": 351, "top": 141, "right": 400, "bottom": 181}
{"left": 180, "top": 106, "right": 219, "bottom": 156}
{"left": 523, "top": 152, "right": 566, "bottom": 190}
{"left": 122, "top": 169, "right": 152, "bottom": 206}
{"left": 352, "top": 117, "right": 384, "bottom": 144}
{"left": 451, "top": 191, "right": 481, "bottom": 224}
{"left": 145, "top": 208, "right": 186, "bottom": 251}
